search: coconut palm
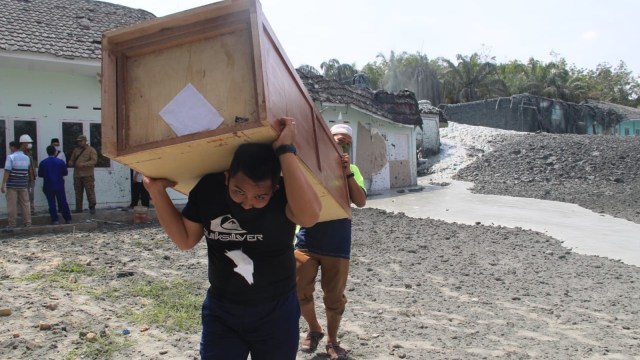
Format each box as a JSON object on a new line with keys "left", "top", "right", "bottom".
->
{"left": 441, "top": 53, "right": 508, "bottom": 103}
{"left": 360, "top": 61, "right": 385, "bottom": 90}
{"left": 517, "top": 58, "right": 587, "bottom": 102}
{"left": 320, "top": 59, "right": 358, "bottom": 84}
{"left": 296, "top": 64, "right": 321, "bottom": 77}
{"left": 320, "top": 58, "right": 340, "bottom": 79}
{"left": 497, "top": 60, "right": 528, "bottom": 95}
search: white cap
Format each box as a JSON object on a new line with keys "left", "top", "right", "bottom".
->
{"left": 19, "top": 134, "right": 33, "bottom": 143}
{"left": 330, "top": 124, "right": 352, "bottom": 137}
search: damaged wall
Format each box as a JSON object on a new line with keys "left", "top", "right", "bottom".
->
{"left": 441, "top": 94, "right": 639, "bottom": 135}
{"left": 442, "top": 95, "right": 586, "bottom": 134}
{"left": 321, "top": 104, "right": 416, "bottom": 192}
{"left": 387, "top": 132, "right": 412, "bottom": 188}
{"left": 356, "top": 127, "right": 412, "bottom": 191}
{"left": 356, "top": 123, "right": 387, "bottom": 183}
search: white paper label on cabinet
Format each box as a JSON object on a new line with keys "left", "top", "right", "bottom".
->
{"left": 159, "top": 83, "right": 224, "bottom": 136}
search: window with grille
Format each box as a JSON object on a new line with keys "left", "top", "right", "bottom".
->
{"left": 62, "top": 122, "right": 111, "bottom": 168}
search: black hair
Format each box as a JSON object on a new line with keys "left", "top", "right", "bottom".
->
{"left": 50, "top": 138, "right": 60, "bottom": 144}
{"left": 9, "top": 141, "right": 18, "bottom": 149}
{"left": 228, "top": 143, "right": 280, "bottom": 185}
{"left": 46, "top": 145, "right": 56, "bottom": 156}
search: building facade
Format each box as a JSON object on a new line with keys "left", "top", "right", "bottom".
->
{"left": 298, "top": 72, "right": 428, "bottom": 193}
{"left": 321, "top": 104, "right": 417, "bottom": 192}
{"left": 0, "top": 0, "right": 160, "bottom": 215}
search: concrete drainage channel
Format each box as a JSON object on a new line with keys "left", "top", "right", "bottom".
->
{"left": 0, "top": 207, "right": 157, "bottom": 239}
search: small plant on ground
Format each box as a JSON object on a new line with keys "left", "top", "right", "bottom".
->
{"left": 126, "top": 278, "right": 202, "bottom": 333}
{"left": 64, "top": 330, "right": 135, "bottom": 359}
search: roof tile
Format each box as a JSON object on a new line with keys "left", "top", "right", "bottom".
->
{"left": 0, "top": 0, "right": 155, "bottom": 60}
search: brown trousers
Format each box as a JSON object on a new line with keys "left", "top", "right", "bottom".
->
{"left": 295, "top": 249, "right": 350, "bottom": 317}
{"left": 6, "top": 188, "right": 31, "bottom": 227}
{"left": 73, "top": 175, "right": 96, "bottom": 210}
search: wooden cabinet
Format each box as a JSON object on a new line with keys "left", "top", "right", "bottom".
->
{"left": 101, "top": 0, "right": 350, "bottom": 221}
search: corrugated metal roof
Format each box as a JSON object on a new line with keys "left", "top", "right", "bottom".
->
{"left": 0, "top": 0, "right": 155, "bottom": 60}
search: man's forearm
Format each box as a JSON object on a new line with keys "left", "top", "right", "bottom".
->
{"left": 148, "top": 188, "right": 197, "bottom": 250}
{"left": 347, "top": 177, "right": 367, "bottom": 207}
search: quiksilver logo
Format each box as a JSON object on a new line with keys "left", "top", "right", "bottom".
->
{"left": 206, "top": 214, "right": 263, "bottom": 241}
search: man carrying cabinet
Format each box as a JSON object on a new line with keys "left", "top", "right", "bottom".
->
{"left": 144, "top": 117, "right": 321, "bottom": 359}
{"left": 295, "top": 123, "right": 367, "bottom": 360}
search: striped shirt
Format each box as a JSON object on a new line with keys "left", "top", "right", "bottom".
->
{"left": 4, "top": 151, "right": 30, "bottom": 189}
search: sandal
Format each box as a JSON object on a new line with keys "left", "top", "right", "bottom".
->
{"left": 326, "top": 342, "right": 348, "bottom": 360}
{"left": 300, "top": 331, "right": 324, "bottom": 353}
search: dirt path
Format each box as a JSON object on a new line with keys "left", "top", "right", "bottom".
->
{"left": 1, "top": 210, "right": 638, "bottom": 359}
{"left": 1, "top": 123, "right": 639, "bottom": 359}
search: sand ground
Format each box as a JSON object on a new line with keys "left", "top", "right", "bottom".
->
{"left": 1, "top": 123, "right": 638, "bottom": 360}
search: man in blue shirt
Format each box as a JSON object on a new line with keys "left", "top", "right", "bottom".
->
{"left": 38, "top": 145, "right": 72, "bottom": 225}
{"left": 2, "top": 138, "right": 32, "bottom": 228}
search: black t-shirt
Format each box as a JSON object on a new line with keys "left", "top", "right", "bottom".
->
{"left": 182, "top": 172, "right": 295, "bottom": 305}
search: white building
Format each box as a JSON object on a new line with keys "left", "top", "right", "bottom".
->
{"left": 0, "top": 0, "right": 155, "bottom": 214}
{"left": 298, "top": 72, "right": 429, "bottom": 193}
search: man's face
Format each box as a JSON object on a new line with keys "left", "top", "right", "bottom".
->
{"left": 225, "top": 171, "right": 276, "bottom": 209}
{"left": 52, "top": 142, "right": 60, "bottom": 148}
{"left": 77, "top": 140, "right": 87, "bottom": 148}
{"left": 333, "top": 133, "right": 352, "bottom": 153}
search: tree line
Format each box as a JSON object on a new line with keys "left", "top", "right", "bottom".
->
{"left": 297, "top": 52, "right": 640, "bottom": 108}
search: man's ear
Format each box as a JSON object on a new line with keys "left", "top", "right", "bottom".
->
{"left": 273, "top": 184, "right": 280, "bottom": 192}
{"left": 224, "top": 171, "right": 229, "bottom": 186}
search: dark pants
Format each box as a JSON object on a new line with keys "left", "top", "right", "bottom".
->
{"left": 74, "top": 175, "right": 96, "bottom": 210}
{"left": 130, "top": 182, "right": 150, "bottom": 207}
{"left": 44, "top": 189, "right": 71, "bottom": 222}
{"left": 200, "top": 290, "right": 300, "bottom": 360}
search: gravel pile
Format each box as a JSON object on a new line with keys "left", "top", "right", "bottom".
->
{"left": 455, "top": 133, "right": 640, "bottom": 223}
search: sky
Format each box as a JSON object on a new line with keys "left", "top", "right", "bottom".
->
{"left": 103, "top": 0, "right": 640, "bottom": 77}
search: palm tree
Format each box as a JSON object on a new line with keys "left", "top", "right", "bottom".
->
{"left": 320, "top": 59, "right": 358, "bottom": 84}
{"left": 334, "top": 63, "right": 358, "bottom": 84}
{"left": 497, "top": 60, "right": 528, "bottom": 95}
{"left": 441, "top": 53, "right": 508, "bottom": 103}
{"left": 296, "top": 65, "right": 320, "bottom": 77}
{"left": 518, "top": 58, "right": 586, "bottom": 102}
{"left": 320, "top": 58, "right": 340, "bottom": 79}
{"left": 360, "top": 62, "right": 385, "bottom": 90}
{"left": 518, "top": 58, "right": 556, "bottom": 95}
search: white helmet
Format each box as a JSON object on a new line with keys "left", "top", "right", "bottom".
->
{"left": 19, "top": 134, "right": 34, "bottom": 143}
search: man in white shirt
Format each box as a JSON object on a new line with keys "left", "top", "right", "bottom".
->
{"left": 50, "top": 138, "right": 66, "bottom": 163}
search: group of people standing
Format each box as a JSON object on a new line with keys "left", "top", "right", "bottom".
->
{"left": 146, "top": 120, "right": 366, "bottom": 360}
{"left": 2, "top": 134, "right": 97, "bottom": 228}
